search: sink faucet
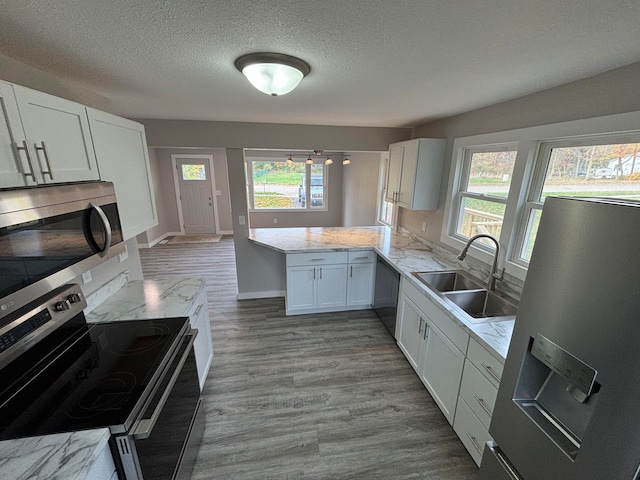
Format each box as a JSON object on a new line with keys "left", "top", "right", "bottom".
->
{"left": 457, "top": 234, "right": 505, "bottom": 291}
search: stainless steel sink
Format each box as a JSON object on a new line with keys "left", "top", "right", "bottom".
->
{"left": 443, "top": 290, "right": 518, "bottom": 322}
{"left": 412, "top": 270, "right": 484, "bottom": 292}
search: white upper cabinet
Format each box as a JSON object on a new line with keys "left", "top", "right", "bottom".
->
{"left": 87, "top": 108, "right": 157, "bottom": 239}
{"left": 385, "top": 138, "right": 446, "bottom": 210}
{"left": 13, "top": 85, "right": 100, "bottom": 184}
{"left": 0, "top": 81, "right": 35, "bottom": 187}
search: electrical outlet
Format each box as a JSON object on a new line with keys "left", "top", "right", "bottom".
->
{"left": 273, "top": 218, "right": 278, "bottom": 224}
{"left": 119, "top": 247, "right": 129, "bottom": 262}
{"left": 421, "top": 221, "right": 427, "bottom": 232}
{"left": 239, "top": 215, "right": 246, "bottom": 225}
{"left": 82, "top": 270, "right": 92, "bottom": 284}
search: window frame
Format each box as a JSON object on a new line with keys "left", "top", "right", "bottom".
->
{"left": 246, "top": 160, "right": 329, "bottom": 212}
{"left": 442, "top": 110, "right": 640, "bottom": 282}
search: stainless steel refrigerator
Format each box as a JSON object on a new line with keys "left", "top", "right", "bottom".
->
{"left": 478, "top": 196, "right": 640, "bottom": 479}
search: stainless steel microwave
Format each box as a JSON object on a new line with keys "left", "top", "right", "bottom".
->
{"left": 0, "top": 181, "right": 124, "bottom": 319}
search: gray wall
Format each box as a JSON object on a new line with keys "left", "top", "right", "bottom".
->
{"left": 342, "top": 152, "right": 384, "bottom": 226}
{"left": 0, "top": 52, "right": 112, "bottom": 111}
{"left": 401, "top": 61, "right": 640, "bottom": 246}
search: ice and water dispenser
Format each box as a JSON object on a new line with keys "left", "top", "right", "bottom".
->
{"left": 513, "top": 334, "right": 600, "bottom": 460}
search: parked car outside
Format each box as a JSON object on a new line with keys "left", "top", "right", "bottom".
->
{"left": 298, "top": 174, "right": 324, "bottom": 207}
{"left": 590, "top": 168, "right": 615, "bottom": 179}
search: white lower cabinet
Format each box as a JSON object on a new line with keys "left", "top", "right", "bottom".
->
{"left": 285, "top": 250, "right": 375, "bottom": 315}
{"left": 420, "top": 322, "right": 465, "bottom": 424}
{"left": 189, "top": 288, "right": 214, "bottom": 390}
{"left": 453, "top": 337, "right": 505, "bottom": 466}
{"left": 397, "top": 277, "right": 469, "bottom": 425}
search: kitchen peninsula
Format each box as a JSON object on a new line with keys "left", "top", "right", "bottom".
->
{"left": 248, "top": 226, "right": 515, "bottom": 360}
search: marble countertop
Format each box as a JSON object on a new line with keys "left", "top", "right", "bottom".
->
{"left": 0, "top": 429, "right": 110, "bottom": 480}
{"left": 249, "top": 226, "right": 514, "bottom": 361}
{"left": 85, "top": 277, "right": 205, "bottom": 323}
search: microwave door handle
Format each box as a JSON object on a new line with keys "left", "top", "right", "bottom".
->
{"left": 89, "top": 202, "right": 112, "bottom": 257}
{"left": 133, "top": 330, "right": 198, "bottom": 440}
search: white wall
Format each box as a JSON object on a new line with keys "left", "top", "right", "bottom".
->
{"left": 342, "top": 152, "right": 384, "bottom": 226}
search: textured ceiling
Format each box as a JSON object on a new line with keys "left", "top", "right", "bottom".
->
{"left": 1, "top": 0, "right": 639, "bottom": 127}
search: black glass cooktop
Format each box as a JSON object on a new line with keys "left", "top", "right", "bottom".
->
{"left": 0, "top": 317, "right": 188, "bottom": 440}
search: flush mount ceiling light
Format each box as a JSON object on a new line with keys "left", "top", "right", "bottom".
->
{"left": 235, "top": 53, "right": 311, "bottom": 96}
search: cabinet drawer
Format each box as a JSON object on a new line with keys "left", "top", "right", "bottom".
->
{"left": 454, "top": 397, "right": 493, "bottom": 467}
{"left": 347, "top": 250, "right": 376, "bottom": 263}
{"left": 467, "top": 338, "right": 504, "bottom": 388}
{"left": 459, "top": 359, "right": 498, "bottom": 429}
{"left": 286, "top": 251, "right": 348, "bottom": 267}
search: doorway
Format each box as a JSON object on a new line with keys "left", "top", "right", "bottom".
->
{"left": 172, "top": 154, "right": 220, "bottom": 235}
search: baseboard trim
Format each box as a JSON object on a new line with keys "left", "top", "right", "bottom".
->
{"left": 218, "top": 230, "right": 234, "bottom": 235}
{"left": 138, "top": 231, "right": 182, "bottom": 248}
{"left": 236, "top": 290, "right": 285, "bottom": 300}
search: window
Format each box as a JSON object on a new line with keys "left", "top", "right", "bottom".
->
{"left": 442, "top": 111, "right": 640, "bottom": 281}
{"left": 181, "top": 164, "right": 206, "bottom": 180}
{"left": 246, "top": 160, "right": 328, "bottom": 210}
{"left": 517, "top": 138, "right": 640, "bottom": 262}
{"left": 452, "top": 146, "right": 517, "bottom": 247}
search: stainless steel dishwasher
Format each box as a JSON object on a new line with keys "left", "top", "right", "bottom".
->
{"left": 373, "top": 255, "right": 400, "bottom": 338}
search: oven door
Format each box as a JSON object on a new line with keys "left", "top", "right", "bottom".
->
{"left": 114, "top": 330, "right": 203, "bottom": 480}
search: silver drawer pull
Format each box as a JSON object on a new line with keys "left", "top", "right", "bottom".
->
{"left": 353, "top": 256, "right": 369, "bottom": 260}
{"left": 194, "top": 304, "right": 203, "bottom": 317}
{"left": 474, "top": 394, "right": 493, "bottom": 416}
{"left": 16, "top": 141, "right": 37, "bottom": 180}
{"left": 310, "top": 258, "right": 325, "bottom": 262}
{"left": 466, "top": 433, "right": 483, "bottom": 454}
{"left": 350, "top": 265, "right": 353, "bottom": 277}
{"left": 481, "top": 363, "right": 501, "bottom": 383}
{"left": 418, "top": 317, "right": 423, "bottom": 334}
{"left": 35, "top": 141, "right": 54, "bottom": 179}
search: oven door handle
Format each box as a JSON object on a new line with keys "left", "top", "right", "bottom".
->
{"left": 90, "top": 202, "right": 112, "bottom": 258}
{"left": 133, "top": 329, "right": 198, "bottom": 440}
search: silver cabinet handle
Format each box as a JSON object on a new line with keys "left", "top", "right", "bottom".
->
{"left": 310, "top": 258, "right": 325, "bottom": 262}
{"left": 466, "top": 433, "right": 483, "bottom": 454}
{"left": 474, "top": 394, "right": 493, "bottom": 416}
{"left": 481, "top": 363, "right": 501, "bottom": 383}
{"left": 319, "top": 267, "right": 323, "bottom": 280}
{"left": 350, "top": 265, "right": 353, "bottom": 277}
{"left": 134, "top": 330, "right": 197, "bottom": 439}
{"left": 34, "top": 141, "right": 53, "bottom": 180}
{"left": 16, "top": 140, "right": 37, "bottom": 181}
{"left": 418, "top": 317, "right": 423, "bottom": 334}
{"left": 353, "top": 256, "right": 369, "bottom": 260}
{"left": 89, "top": 202, "right": 112, "bottom": 257}
{"left": 193, "top": 304, "right": 203, "bottom": 318}
{"left": 423, "top": 323, "right": 428, "bottom": 340}
{"left": 313, "top": 267, "right": 316, "bottom": 280}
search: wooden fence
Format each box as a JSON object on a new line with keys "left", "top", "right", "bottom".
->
{"left": 460, "top": 208, "right": 502, "bottom": 238}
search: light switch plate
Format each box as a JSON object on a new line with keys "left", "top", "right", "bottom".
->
{"left": 82, "top": 270, "right": 92, "bottom": 284}
{"left": 239, "top": 215, "right": 246, "bottom": 225}
{"left": 119, "top": 247, "right": 129, "bottom": 262}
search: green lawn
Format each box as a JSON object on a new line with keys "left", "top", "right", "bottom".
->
{"left": 254, "top": 170, "right": 304, "bottom": 185}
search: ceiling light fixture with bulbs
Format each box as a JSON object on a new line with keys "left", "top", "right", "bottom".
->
{"left": 343, "top": 156, "right": 351, "bottom": 165}
{"left": 235, "top": 52, "right": 311, "bottom": 96}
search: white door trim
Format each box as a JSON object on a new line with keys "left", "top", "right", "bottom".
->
{"left": 171, "top": 154, "right": 221, "bottom": 234}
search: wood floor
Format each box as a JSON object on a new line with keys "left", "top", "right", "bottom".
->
{"left": 139, "top": 237, "right": 478, "bottom": 479}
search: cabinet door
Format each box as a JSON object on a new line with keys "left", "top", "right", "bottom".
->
{"left": 397, "top": 140, "right": 419, "bottom": 208}
{"left": 0, "top": 82, "right": 34, "bottom": 187}
{"left": 190, "top": 292, "right": 213, "bottom": 390}
{"left": 316, "top": 264, "right": 347, "bottom": 308}
{"left": 397, "top": 294, "right": 426, "bottom": 372}
{"left": 420, "top": 322, "right": 465, "bottom": 424}
{"left": 14, "top": 86, "right": 99, "bottom": 183}
{"left": 286, "top": 266, "right": 317, "bottom": 312}
{"left": 385, "top": 144, "right": 403, "bottom": 203}
{"left": 87, "top": 108, "right": 157, "bottom": 239}
{"left": 346, "top": 262, "right": 375, "bottom": 307}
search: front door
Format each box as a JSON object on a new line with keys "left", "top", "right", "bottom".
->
{"left": 176, "top": 157, "right": 216, "bottom": 235}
